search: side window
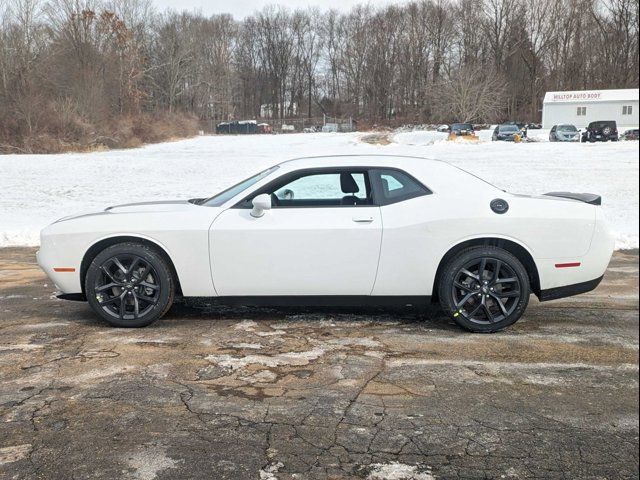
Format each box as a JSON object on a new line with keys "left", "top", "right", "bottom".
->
{"left": 371, "top": 169, "right": 431, "bottom": 205}
{"left": 266, "top": 171, "right": 372, "bottom": 207}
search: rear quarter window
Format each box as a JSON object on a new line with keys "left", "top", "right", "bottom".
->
{"left": 371, "top": 169, "right": 432, "bottom": 205}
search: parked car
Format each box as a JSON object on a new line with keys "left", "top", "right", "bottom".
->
{"left": 550, "top": 124, "right": 580, "bottom": 142}
{"left": 492, "top": 124, "right": 522, "bottom": 141}
{"left": 526, "top": 123, "right": 542, "bottom": 130}
{"left": 448, "top": 123, "right": 479, "bottom": 142}
{"left": 37, "top": 155, "right": 614, "bottom": 333}
{"left": 449, "top": 123, "right": 475, "bottom": 136}
{"left": 216, "top": 120, "right": 258, "bottom": 135}
{"left": 257, "top": 123, "right": 272, "bottom": 134}
{"left": 621, "top": 129, "right": 639, "bottom": 140}
{"left": 581, "top": 121, "right": 618, "bottom": 142}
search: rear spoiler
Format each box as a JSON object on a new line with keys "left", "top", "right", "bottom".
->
{"left": 544, "top": 192, "right": 601, "bottom": 206}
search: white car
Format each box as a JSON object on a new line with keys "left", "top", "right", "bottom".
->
{"left": 37, "top": 155, "right": 615, "bottom": 332}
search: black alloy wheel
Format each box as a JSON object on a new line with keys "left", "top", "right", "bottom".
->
{"left": 439, "top": 246, "right": 530, "bottom": 332}
{"left": 451, "top": 257, "right": 521, "bottom": 324}
{"left": 85, "top": 242, "right": 174, "bottom": 327}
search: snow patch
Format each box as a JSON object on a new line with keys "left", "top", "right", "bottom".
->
{"left": 256, "top": 330, "right": 286, "bottom": 337}
{"left": 18, "top": 321, "right": 70, "bottom": 330}
{"left": 231, "top": 343, "right": 263, "bottom": 350}
{"left": 127, "top": 446, "right": 180, "bottom": 480}
{"left": 234, "top": 320, "right": 258, "bottom": 331}
{"left": 327, "top": 337, "right": 383, "bottom": 348}
{"left": 392, "top": 130, "right": 448, "bottom": 146}
{"left": 241, "top": 370, "right": 278, "bottom": 383}
{"left": 206, "top": 348, "right": 329, "bottom": 369}
{"left": 366, "top": 462, "right": 435, "bottom": 480}
{"left": 0, "top": 343, "right": 43, "bottom": 351}
{"left": 259, "top": 461, "right": 284, "bottom": 479}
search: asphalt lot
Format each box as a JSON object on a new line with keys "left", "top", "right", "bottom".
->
{"left": 0, "top": 247, "right": 638, "bottom": 480}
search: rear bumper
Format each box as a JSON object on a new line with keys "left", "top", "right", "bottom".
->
{"left": 57, "top": 293, "right": 87, "bottom": 301}
{"left": 539, "top": 275, "right": 604, "bottom": 302}
{"left": 535, "top": 206, "right": 614, "bottom": 296}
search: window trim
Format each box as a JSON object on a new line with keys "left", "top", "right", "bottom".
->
{"left": 369, "top": 168, "right": 432, "bottom": 206}
{"left": 233, "top": 166, "right": 432, "bottom": 209}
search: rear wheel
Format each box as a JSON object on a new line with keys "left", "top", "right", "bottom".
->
{"left": 85, "top": 242, "right": 175, "bottom": 327}
{"left": 438, "top": 246, "right": 530, "bottom": 333}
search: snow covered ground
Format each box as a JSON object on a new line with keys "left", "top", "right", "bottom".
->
{"left": 0, "top": 130, "right": 638, "bottom": 249}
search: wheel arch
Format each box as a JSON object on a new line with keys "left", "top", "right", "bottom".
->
{"left": 432, "top": 237, "right": 541, "bottom": 302}
{"left": 80, "top": 235, "right": 183, "bottom": 297}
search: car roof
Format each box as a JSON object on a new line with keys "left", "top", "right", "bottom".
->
{"left": 277, "top": 154, "right": 445, "bottom": 169}
{"left": 270, "top": 155, "right": 502, "bottom": 196}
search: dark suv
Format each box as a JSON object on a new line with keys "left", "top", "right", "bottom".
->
{"left": 581, "top": 121, "right": 618, "bottom": 142}
{"left": 449, "top": 123, "right": 475, "bottom": 136}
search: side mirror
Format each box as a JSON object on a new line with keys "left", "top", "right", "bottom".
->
{"left": 251, "top": 194, "right": 271, "bottom": 218}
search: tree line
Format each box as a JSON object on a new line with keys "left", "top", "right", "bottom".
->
{"left": 0, "top": 0, "right": 638, "bottom": 152}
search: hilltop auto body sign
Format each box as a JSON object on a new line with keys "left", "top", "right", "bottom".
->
{"left": 550, "top": 92, "right": 603, "bottom": 102}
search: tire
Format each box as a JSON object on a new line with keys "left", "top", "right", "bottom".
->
{"left": 85, "top": 242, "right": 175, "bottom": 327}
{"left": 438, "top": 246, "right": 530, "bottom": 333}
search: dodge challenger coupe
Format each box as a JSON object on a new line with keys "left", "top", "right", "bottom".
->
{"left": 37, "top": 155, "right": 614, "bottom": 332}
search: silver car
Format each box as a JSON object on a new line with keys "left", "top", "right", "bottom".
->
{"left": 550, "top": 124, "right": 580, "bottom": 142}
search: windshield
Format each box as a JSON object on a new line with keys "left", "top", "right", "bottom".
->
{"left": 201, "top": 166, "right": 279, "bottom": 206}
{"left": 451, "top": 123, "right": 473, "bottom": 130}
{"left": 499, "top": 125, "right": 519, "bottom": 132}
{"left": 558, "top": 125, "right": 577, "bottom": 132}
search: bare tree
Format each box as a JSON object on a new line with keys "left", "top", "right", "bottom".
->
{"left": 436, "top": 65, "right": 507, "bottom": 122}
{"left": 1, "top": 0, "right": 639, "bottom": 152}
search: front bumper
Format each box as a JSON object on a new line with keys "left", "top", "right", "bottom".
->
{"left": 37, "top": 235, "right": 83, "bottom": 295}
{"left": 557, "top": 135, "right": 580, "bottom": 142}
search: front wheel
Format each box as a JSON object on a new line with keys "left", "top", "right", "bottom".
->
{"left": 85, "top": 242, "right": 175, "bottom": 327}
{"left": 438, "top": 246, "right": 530, "bottom": 333}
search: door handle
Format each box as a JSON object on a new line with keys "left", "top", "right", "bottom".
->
{"left": 352, "top": 217, "right": 374, "bottom": 223}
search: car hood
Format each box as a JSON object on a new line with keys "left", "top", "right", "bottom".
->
{"left": 54, "top": 200, "right": 201, "bottom": 224}
{"left": 104, "top": 200, "right": 197, "bottom": 214}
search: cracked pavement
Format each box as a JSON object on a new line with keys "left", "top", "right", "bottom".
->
{"left": 0, "top": 248, "right": 638, "bottom": 479}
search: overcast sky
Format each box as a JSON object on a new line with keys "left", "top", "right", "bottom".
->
{"left": 151, "top": 0, "right": 409, "bottom": 18}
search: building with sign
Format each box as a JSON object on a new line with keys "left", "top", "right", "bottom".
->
{"left": 542, "top": 89, "right": 639, "bottom": 129}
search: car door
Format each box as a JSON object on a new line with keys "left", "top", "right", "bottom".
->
{"left": 209, "top": 168, "right": 383, "bottom": 296}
